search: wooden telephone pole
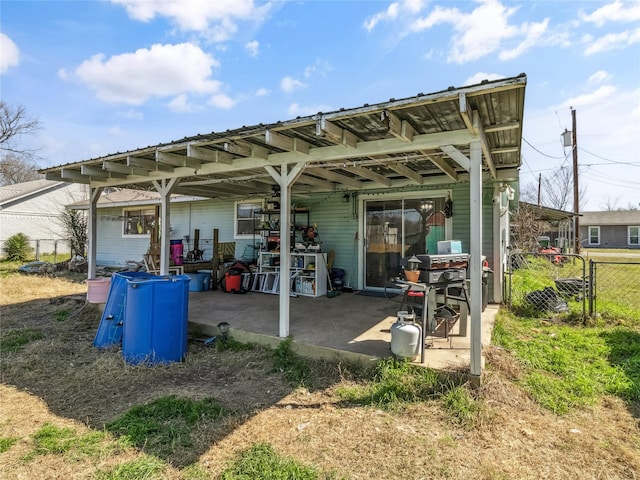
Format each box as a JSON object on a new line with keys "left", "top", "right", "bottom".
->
{"left": 571, "top": 107, "right": 580, "bottom": 254}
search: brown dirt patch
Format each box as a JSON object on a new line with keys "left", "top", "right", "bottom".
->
{"left": 1, "top": 273, "right": 639, "bottom": 479}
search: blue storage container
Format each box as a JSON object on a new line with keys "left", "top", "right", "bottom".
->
{"left": 185, "top": 272, "right": 207, "bottom": 292}
{"left": 122, "top": 275, "right": 190, "bottom": 365}
{"left": 197, "top": 270, "right": 212, "bottom": 290}
{"left": 93, "top": 271, "right": 154, "bottom": 348}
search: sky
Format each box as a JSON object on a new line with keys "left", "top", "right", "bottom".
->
{"left": 1, "top": 0, "right": 639, "bottom": 211}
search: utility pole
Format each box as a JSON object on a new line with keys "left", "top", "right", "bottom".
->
{"left": 571, "top": 107, "right": 580, "bottom": 254}
{"left": 537, "top": 173, "right": 542, "bottom": 206}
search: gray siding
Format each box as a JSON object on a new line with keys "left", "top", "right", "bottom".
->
{"left": 580, "top": 224, "right": 640, "bottom": 249}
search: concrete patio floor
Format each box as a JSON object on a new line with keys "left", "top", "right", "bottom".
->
{"left": 188, "top": 288, "right": 499, "bottom": 371}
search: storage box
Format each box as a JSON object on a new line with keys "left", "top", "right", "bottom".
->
{"left": 437, "top": 240, "right": 462, "bottom": 254}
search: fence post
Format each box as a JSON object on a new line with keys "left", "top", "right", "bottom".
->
{"left": 35, "top": 239, "right": 40, "bottom": 261}
{"left": 54, "top": 239, "right": 58, "bottom": 264}
{"left": 588, "top": 259, "right": 594, "bottom": 317}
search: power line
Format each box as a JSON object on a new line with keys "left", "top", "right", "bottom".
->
{"left": 579, "top": 147, "right": 640, "bottom": 166}
{"left": 522, "top": 137, "right": 565, "bottom": 159}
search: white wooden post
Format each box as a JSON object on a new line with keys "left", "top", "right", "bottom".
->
{"left": 87, "top": 186, "right": 103, "bottom": 280}
{"left": 266, "top": 162, "right": 306, "bottom": 338}
{"left": 152, "top": 178, "right": 178, "bottom": 276}
{"left": 469, "top": 141, "right": 483, "bottom": 379}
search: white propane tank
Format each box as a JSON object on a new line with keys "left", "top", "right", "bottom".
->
{"left": 390, "top": 311, "right": 421, "bottom": 360}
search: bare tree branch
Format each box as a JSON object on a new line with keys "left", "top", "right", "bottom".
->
{"left": 0, "top": 101, "right": 41, "bottom": 159}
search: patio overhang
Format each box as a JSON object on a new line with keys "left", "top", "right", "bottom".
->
{"left": 42, "top": 74, "right": 527, "bottom": 380}
{"left": 41, "top": 74, "right": 526, "bottom": 198}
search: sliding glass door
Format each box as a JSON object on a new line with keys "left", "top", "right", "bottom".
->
{"left": 364, "top": 196, "right": 447, "bottom": 289}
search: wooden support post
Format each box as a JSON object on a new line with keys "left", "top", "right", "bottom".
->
{"left": 212, "top": 229, "right": 219, "bottom": 290}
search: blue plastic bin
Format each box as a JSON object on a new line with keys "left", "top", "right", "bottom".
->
{"left": 122, "top": 274, "right": 190, "bottom": 365}
{"left": 185, "top": 272, "right": 207, "bottom": 292}
{"left": 93, "top": 271, "right": 154, "bottom": 348}
{"left": 197, "top": 270, "right": 212, "bottom": 290}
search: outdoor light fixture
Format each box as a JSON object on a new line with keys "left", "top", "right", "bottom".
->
{"left": 342, "top": 192, "right": 350, "bottom": 203}
{"left": 407, "top": 255, "right": 422, "bottom": 271}
{"left": 217, "top": 321, "right": 230, "bottom": 340}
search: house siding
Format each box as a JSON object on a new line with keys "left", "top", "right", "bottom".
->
{"left": 93, "top": 182, "right": 500, "bottom": 295}
{"left": 580, "top": 224, "right": 640, "bottom": 249}
{"left": 0, "top": 183, "right": 87, "bottom": 255}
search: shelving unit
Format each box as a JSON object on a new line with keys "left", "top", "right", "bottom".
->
{"left": 254, "top": 251, "right": 327, "bottom": 297}
{"left": 253, "top": 208, "right": 310, "bottom": 253}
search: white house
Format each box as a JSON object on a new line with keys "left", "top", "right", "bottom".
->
{"left": 0, "top": 179, "right": 88, "bottom": 256}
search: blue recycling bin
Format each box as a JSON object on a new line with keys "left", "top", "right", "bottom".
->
{"left": 122, "top": 274, "right": 190, "bottom": 365}
{"left": 93, "top": 271, "right": 154, "bottom": 348}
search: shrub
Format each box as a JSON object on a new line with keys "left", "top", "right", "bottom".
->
{"left": 2, "top": 233, "right": 33, "bottom": 261}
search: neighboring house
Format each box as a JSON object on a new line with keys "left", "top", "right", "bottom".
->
{"left": 0, "top": 179, "right": 88, "bottom": 256}
{"left": 580, "top": 211, "right": 640, "bottom": 249}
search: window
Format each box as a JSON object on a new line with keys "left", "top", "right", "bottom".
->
{"left": 235, "top": 201, "right": 262, "bottom": 238}
{"left": 588, "top": 226, "right": 600, "bottom": 245}
{"left": 123, "top": 208, "right": 156, "bottom": 236}
{"left": 629, "top": 226, "right": 639, "bottom": 246}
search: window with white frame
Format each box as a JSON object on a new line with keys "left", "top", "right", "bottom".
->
{"left": 588, "top": 226, "right": 600, "bottom": 245}
{"left": 235, "top": 201, "right": 262, "bottom": 239}
{"left": 629, "top": 226, "right": 639, "bottom": 246}
{"left": 123, "top": 208, "right": 156, "bottom": 236}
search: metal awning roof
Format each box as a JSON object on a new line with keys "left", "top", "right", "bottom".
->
{"left": 41, "top": 74, "right": 526, "bottom": 198}
{"left": 520, "top": 202, "right": 579, "bottom": 222}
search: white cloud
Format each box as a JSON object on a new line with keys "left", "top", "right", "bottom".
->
{"left": 366, "top": 0, "right": 560, "bottom": 63}
{"left": 364, "top": 0, "right": 425, "bottom": 30}
{"left": 280, "top": 76, "right": 307, "bottom": 93}
{"left": 559, "top": 85, "right": 617, "bottom": 109}
{"left": 463, "top": 72, "right": 506, "bottom": 86}
{"left": 1, "top": 33, "right": 20, "bottom": 74}
{"left": 437, "top": 0, "right": 521, "bottom": 64}
{"left": 579, "top": 0, "right": 640, "bottom": 27}
{"left": 584, "top": 27, "right": 640, "bottom": 55}
{"left": 168, "top": 94, "right": 196, "bottom": 113}
{"left": 256, "top": 87, "right": 269, "bottom": 96}
{"left": 111, "top": 0, "right": 272, "bottom": 41}
{"left": 245, "top": 40, "right": 260, "bottom": 57}
{"left": 287, "top": 103, "right": 333, "bottom": 117}
{"left": 499, "top": 18, "right": 549, "bottom": 60}
{"left": 208, "top": 93, "right": 235, "bottom": 109}
{"left": 303, "top": 59, "right": 332, "bottom": 79}
{"left": 588, "top": 70, "right": 611, "bottom": 84}
{"left": 64, "top": 43, "right": 222, "bottom": 105}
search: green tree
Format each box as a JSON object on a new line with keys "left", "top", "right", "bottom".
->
{"left": 2, "top": 233, "right": 34, "bottom": 261}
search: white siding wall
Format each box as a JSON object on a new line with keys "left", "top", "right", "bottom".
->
{"left": 0, "top": 183, "right": 88, "bottom": 255}
{"left": 95, "top": 199, "right": 247, "bottom": 266}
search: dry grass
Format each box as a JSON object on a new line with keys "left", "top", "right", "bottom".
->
{"left": 1, "top": 272, "right": 639, "bottom": 479}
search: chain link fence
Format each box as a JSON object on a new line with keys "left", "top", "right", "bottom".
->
{"left": 506, "top": 252, "right": 640, "bottom": 321}
{"left": 506, "top": 252, "right": 587, "bottom": 319}
{"left": 589, "top": 260, "right": 640, "bottom": 320}
{"left": 0, "top": 238, "right": 72, "bottom": 263}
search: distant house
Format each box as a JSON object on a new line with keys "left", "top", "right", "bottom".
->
{"left": 579, "top": 211, "right": 640, "bottom": 249}
{"left": 0, "top": 179, "right": 88, "bottom": 256}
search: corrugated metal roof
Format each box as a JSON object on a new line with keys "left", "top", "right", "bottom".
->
{"left": 41, "top": 74, "right": 527, "bottom": 199}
